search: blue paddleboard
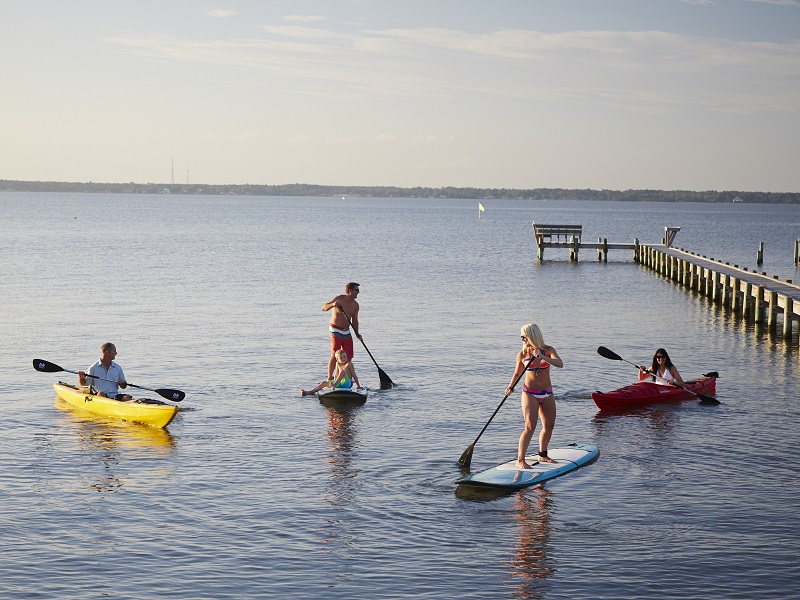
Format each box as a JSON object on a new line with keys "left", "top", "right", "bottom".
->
{"left": 458, "top": 443, "right": 599, "bottom": 489}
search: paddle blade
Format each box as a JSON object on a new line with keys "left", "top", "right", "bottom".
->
{"left": 458, "top": 444, "right": 475, "bottom": 469}
{"left": 697, "top": 394, "right": 720, "bottom": 405}
{"left": 155, "top": 388, "right": 185, "bottom": 402}
{"left": 33, "top": 359, "right": 64, "bottom": 373}
{"left": 378, "top": 368, "right": 394, "bottom": 389}
{"left": 597, "top": 346, "right": 623, "bottom": 361}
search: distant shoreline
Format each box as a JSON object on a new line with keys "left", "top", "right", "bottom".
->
{"left": 1, "top": 179, "right": 798, "bottom": 203}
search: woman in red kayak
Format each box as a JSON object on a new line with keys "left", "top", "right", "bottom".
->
{"left": 638, "top": 348, "right": 684, "bottom": 386}
{"left": 505, "top": 323, "right": 563, "bottom": 469}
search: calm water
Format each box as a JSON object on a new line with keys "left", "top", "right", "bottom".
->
{"left": 1, "top": 192, "right": 799, "bottom": 599}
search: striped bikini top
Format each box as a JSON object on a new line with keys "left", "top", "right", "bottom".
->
{"left": 525, "top": 355, "right": 550, "bottom": 372}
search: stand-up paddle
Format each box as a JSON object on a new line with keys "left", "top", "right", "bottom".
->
{"left": 458, "top": 356, "right": 534, "bottom": 469}
{"left": 32, "top": 359, "right": 185, "bottom": 402}
{"left": 596, "top": 347, "right": 719, "bottom": 405}
{"left": 339, "top": 308, "right": 394, "bottom": 389}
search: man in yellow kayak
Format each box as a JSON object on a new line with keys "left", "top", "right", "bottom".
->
{"left": 78, "top": 342, "right": 132, "bottom": 400}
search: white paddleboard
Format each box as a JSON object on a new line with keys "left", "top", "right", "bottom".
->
{"left": 458, "top": 443, "right": 599, "bottom": 489}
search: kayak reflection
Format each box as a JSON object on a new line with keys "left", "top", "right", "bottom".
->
{"left": 592, "top": 405, "right": 678, "bottom": 448}
{"left": 54, "top": 398, "right": 175, "bottom": 493}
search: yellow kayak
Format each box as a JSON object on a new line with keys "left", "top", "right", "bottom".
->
{"left": 53, "top": 382, "right": 178, "bottom": 429}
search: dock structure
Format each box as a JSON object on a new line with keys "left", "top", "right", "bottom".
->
{"left": 637, "top": 244, "right": 800, "bottom": 339}
{"left": 532, "top": 222, "right": 639, "bottom": 262}
{"left": 532, "top": 223, "right": 799, "bottom": 345}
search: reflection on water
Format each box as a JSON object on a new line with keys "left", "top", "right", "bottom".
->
{"left": 455, "top": 485, "right": 555, "bottom": 600}
{"left": 54, "top": 398, "right": 175, "bottom": 493}
{"left": 455, "top": 484, "right": 515, "bottom": 502}
{"left": 592, "top": 405, "right": 678, "bottom": 447}
{"left": 505, "top": 489, "right": 555, "bottom": 600}
{"left": 317, "top": 405, "right": 363, "bottom": 556}
{"left": 323, "top": 406, "right": 362, "bottom": 507}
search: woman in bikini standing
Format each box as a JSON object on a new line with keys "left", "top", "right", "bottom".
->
{"left": 505, "top": 323, "right": 563, "bottom": 469}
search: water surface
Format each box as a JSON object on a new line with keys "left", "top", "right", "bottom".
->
{"left": 1, "top": 193, "right": 798, "bottom": 598}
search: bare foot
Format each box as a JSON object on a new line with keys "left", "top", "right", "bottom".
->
{"left": 538, "top": 454, "right": 556, "bottom": 464}
{"left": 300, "top": 389, "right": 309, "bottom": 396}
{"left": 515, "top": 460, "right": 534, "bottom": 470}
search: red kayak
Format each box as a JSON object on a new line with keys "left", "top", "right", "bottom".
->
{"left": 592, "top": 376, "right": 717, "bottom": 410}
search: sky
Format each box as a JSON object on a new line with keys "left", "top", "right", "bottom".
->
{"left": 2, "top": 0, "right": 800, "bottom": 192}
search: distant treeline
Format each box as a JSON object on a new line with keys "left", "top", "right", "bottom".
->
{"left": 1, "top": 179, "right": 798, "bottom": 203}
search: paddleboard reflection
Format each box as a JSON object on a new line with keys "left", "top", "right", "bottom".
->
{"left": 504, "top": 489, "right": 555, "bottom": 598}
{"left": 323, "top": 405, "right": 362, "bottom": 507}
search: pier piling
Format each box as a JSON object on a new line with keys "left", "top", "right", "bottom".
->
{"left": 636, "top": 243, "right": 799, "bottom": 348}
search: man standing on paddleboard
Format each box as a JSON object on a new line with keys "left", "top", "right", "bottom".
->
{"left": 322, "top": 282, "right": 362, "bottom": 381}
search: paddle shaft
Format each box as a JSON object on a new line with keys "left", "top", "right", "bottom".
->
{"left": 338, "top": 306, "right": 394, "bottom": 388}
{"left": 32, "top": 359, "right": 184, "bottom": 401}
{"left": 458, "top": 355, "right": 534, "bottom": 468}
{"left": 639, "top": 368, "right": 718, "bottom": 403}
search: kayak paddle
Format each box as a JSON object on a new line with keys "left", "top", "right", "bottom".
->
{"left": 338, "top": 308, "right": 394, "bottom": 389}
{"left": 457, "top": 355, "right": 534, "bottom": 469}
{"left": 32, "top": 358, "right": 186, "bottom": 402}
{"left": 596, "top": 346, "right": 719, "bottom": 405}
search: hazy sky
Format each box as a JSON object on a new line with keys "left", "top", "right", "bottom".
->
{"left": 3, "top": 0, "right": 799, "bottom": 191}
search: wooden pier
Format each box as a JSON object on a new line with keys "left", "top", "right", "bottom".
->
{"left": 638, "top": 244, "right": 799, "bottom": 339}
{"left": 532, "top": 222, "right": 639, "bottom": 262}
{"left": 532, "top": 222, "right": 799, "bottom": 344}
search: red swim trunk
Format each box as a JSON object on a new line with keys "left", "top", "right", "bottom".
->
{"left": 330, "top": 328, "right": 354, "bottom": 360}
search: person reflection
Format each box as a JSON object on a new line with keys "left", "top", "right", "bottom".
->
{"left": 324, "top": 406, "right": 361, "bottom": 506}
{"left": 504, "top": 488, "right": 555, "bottom": 600}
{"left": 77, "top": 422, "right": 123, "bottom": 493}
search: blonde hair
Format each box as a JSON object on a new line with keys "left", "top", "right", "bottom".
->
{"left": 335, "top": 349, "right": 348, "bottom": 363}
{"left": 520, "top": 323, "right": 544, "bottom": 351}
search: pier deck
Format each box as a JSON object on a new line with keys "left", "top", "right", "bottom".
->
{"left": 531, "top": 222, "right": 637, "bottom": 261}
{"left": 641, "top": 244, "right": 799, "bottom": 337}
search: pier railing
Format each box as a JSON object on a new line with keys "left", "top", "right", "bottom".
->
{"left": 637, "top": 244, "right": 799, "bottom": 340}
{"left": 531, "top": 223, "right": 799, "bottom": 344}
{"left": 532, "top": 222, "right": 639, "bottom": 262}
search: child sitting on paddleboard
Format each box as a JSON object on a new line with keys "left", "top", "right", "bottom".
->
{"left": 301, "top": 349, "right": 360, "bottom": 396}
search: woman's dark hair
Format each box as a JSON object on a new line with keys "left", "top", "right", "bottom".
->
{"left": 650, "top": 348, "right": 674, "bottom": 374}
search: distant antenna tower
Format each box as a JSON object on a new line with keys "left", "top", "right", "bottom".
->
{"left": 171, "top": 157, "right": 175, "bottom": 184}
